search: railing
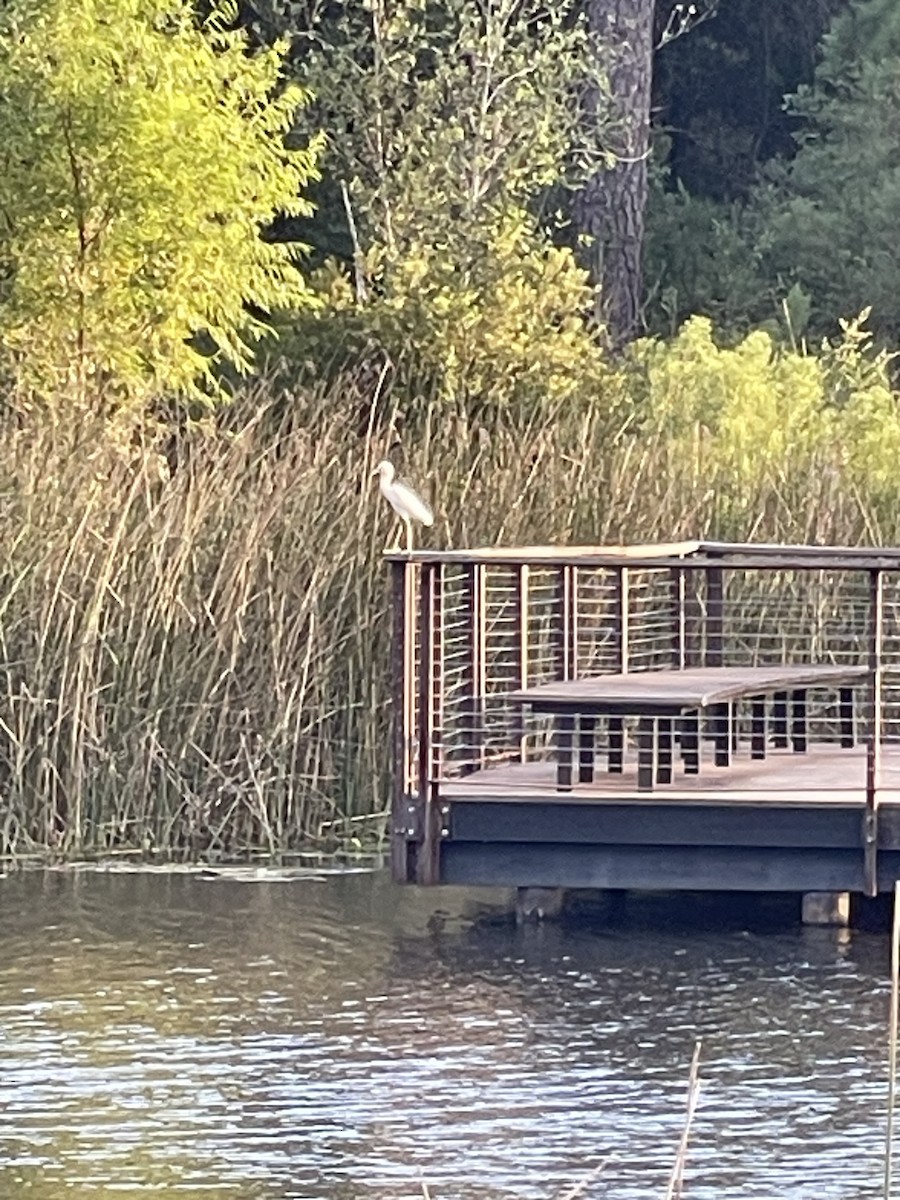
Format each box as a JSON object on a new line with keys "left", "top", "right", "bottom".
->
{"left": 388, "top": 542, "right": 900, "bottom": 889}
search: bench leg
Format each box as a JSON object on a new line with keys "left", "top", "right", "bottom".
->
{"left": 637, "top": 717, "right": 656, "bottom": 792}
{"left": 772, "top": 692, "right": 789, "bottom": 748}
{"left": 681, "top": 712, "right": 700, "bottom": 775}
{"left": 791, "top": 689, "right": 808, "bottom": 753}
{"left": 608, "top": 716, "right": 624, "bottom": 774}
{"left": 751, "top": 696, "right": 767, "bottom": 760}
{"left": 712, "top": 702, "right": 731, "bottom": 767}
{"left": 557, "top": 713, "right": 574, "bottom": 791}
{"left": 657, "top": 718, "right": 673, "bottom": 785}
{"left": 840, "top": 687, "right": 855, "bottom": 748}
{"left": 578, "top": 715, "right": 596, "bottom": 784}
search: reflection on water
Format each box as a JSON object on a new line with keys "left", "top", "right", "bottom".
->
{"left": 0, "top": 868, "right": 892, "bottom": 1199}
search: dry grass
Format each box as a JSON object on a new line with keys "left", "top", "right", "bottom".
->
{"left": 0, "top": 364, "right": 894, "bottom": 862}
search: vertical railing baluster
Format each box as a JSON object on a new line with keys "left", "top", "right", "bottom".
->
{"left": 515, "top": 563, "right": 530, "bottom": 763}
{"left": 671, "top": 565, "right": 686, "bottom": 670}
{"left": 558, "top": 564, "right": 576, "bottom": 681}
{"left": 615, "top": 566, "right": 630, "bottom": 674}
{"left": 570, "top": 566, "right": 580, "bottom": 679}
{"left": 417, "top": 562, "right": 443, "bottom": 885}
{"left": 864, "top": 567, "right": 884, "bottom": 897}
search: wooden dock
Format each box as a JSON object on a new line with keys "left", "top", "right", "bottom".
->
{"left": 386, "top": 541, "right": 900, "bottom": 899}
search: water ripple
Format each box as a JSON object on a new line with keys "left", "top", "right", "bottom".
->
{"left": 0, "top": 871, "right": 891, "bottom": 1199}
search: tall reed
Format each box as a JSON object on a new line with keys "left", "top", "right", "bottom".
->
{"left": 0, "top": 363, "right": 894, "bottom": 861}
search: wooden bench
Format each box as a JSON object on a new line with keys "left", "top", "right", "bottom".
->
{"left": 509, "top": 665, "right": 868, "bottom": 792}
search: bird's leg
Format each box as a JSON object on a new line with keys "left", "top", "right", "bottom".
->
{"left": 404, "top": 517, "right": 413, "bottom": 553}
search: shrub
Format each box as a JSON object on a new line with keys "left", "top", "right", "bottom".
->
{"left": 0, "top": 0, "right": 321, "bottom": 411}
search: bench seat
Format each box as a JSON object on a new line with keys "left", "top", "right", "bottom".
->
{"left": 509, "top": 665, "right": 868, "bottom": 792}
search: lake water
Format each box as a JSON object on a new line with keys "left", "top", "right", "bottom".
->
{"left": 0, "top": 868, "right": 894, "bottom": 1199}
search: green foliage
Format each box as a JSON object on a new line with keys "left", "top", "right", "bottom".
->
{"left": 304, "top": 207, "right": 610, "bottom": 409}
{"left": 286, "top": 0, "right": 611, "bottom": 409}
{"left": 629, "top": 314, "right": 900, "bottom": 525}
{"left": 0, "top": 0, "right": 321, "bottom": 409}
{"left": 758, "top": 0, "right": 900, "bottom": 339}
{"left": 642, "top": 159, "right": 775, "bottom": 336}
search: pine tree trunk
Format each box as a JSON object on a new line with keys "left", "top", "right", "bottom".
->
{"left": 575, "top": 0, "right": 655, "bottom": 346}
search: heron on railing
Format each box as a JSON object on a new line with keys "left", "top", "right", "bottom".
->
{"left": 374, "top": 460, "right": 434, "bottom": 552}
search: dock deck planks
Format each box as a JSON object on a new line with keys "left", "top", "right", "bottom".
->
{"left": 440, "top": 744, "right": 900, "bottom": 806}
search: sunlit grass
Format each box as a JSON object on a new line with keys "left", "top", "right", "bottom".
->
{"left": 0, "top": 358, "right": 895, "bottom": 862}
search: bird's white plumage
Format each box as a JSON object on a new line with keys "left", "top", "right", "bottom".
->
{"left": 377, "top": 460, "right": 433, "bottom": 525}
{"left": 375, "top": 459, "right": 433, "bottom": 550}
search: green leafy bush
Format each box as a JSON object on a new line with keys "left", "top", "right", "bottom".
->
{"left": 0, "top": 0, "right": 321, "bottom": 410}
{"left": 628, "top": 314, "right": 900, "bottom": 531}
{"left": 285, "top": 0, "right": 611, "bottom": 410}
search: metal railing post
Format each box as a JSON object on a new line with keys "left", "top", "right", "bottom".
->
{"left": 390, "top": 559, "right": 415, "bottom": 883}
{"left": 515, "top": 563, "right": 530, "bottom": 763}
{"left": 417, "top": 562, "right": 444, "bottom": 885}
{"left": 671, "top": 565, "right": 686, "bottom": 670}
{"left": 558, "top": 565, "right": 578, "bottom": 681}
{"left": 864, "top": 567, "right": 884, "bottom": 897}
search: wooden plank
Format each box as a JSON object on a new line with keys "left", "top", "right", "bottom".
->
{"left": 385, "top": 542, "right": 703, "bottom": 565}
{"left": 509, "top": 664, "right": 867, "bottom": 710}
{"left": 384, "top": 544, "right": 900, "bottom": 571}
{"left": 439, "top": 744, "right": 891, "bottom": 802}
{"left": 698, "top": 540, "right": 900, "bottom": 562}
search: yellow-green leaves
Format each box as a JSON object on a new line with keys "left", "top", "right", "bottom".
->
{"left": 630, "top": 314, "right": 900, "bottom": 525}
{"left": 0, "top": 0, "right": 321, "bottom": 411}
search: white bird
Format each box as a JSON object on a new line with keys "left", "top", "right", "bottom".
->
{"left": 374, "top": 459, "right": 434, "bottom": 552}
